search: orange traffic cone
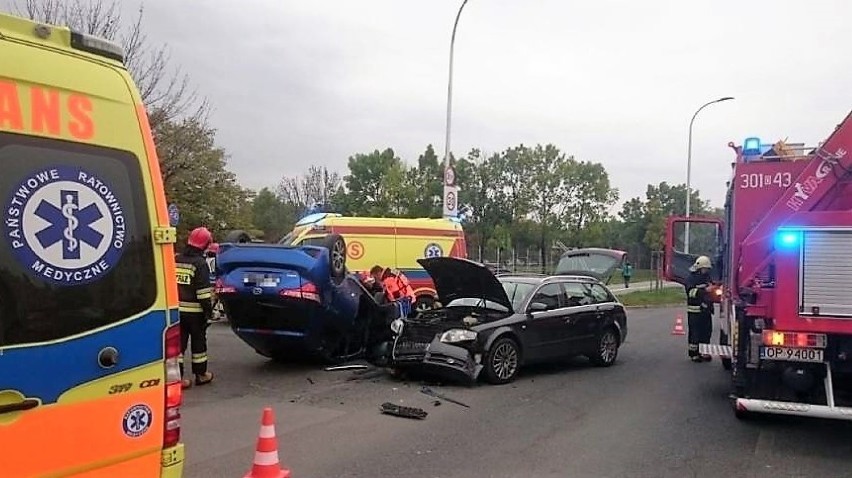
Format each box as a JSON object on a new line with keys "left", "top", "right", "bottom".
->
{"left": 671, "top": 314, "right": 686, "bottom": 336}
{"left": 244, "top": 407, "right": 291, "bottom": 478}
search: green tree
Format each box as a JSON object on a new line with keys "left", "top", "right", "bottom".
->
{"left": 526, "top": 144, "right": 570, "bottom": 271}
{"left": 407, "top": 144, "right": 443, "bottom": 218}
{"left": 561, "top": 159, "right": 619, "bottom": 246}
{"left": 455, "top": 149, "right": 503, "bottom": 255}
{"left": 252, "top": 188, "right": 295, "bottom": 242}
{"left": 155, "top": 118, "right": 252, "bottom": 239}
{"left": 341, "top": 148, "right": 404, "bottom": 216}
{"left": 379, "top": 161, "right": 416, "bottom": 216}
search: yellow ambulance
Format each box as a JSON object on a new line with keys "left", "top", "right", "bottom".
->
{"left": 281, "top": 213, "right": 467, "bottom": 311}
{"left": 0, "top": 12, "right": 184, "bottom": 477}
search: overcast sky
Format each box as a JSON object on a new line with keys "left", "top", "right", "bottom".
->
{"left": 5, "top": 0, "right": 851, "bottom": 209}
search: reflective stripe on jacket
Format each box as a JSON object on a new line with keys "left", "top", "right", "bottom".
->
{"left": 685, "top": 271, "right": 711, "bottom": 315}
{"left": 382, "top": 270, "right": 416, "bottom": 302}
{"left": 176, "top": 248, "right": 213, "bottom": 316}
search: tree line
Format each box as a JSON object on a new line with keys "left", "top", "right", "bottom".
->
{"left": 253, "top": 145, "right": 719, "bottom": 270}
{"left": 18, "top": 0, "right": 720, "bottom": 270}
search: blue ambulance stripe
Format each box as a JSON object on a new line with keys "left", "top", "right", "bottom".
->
{"left": 0, "top": 310, "right": 167, "bottom": 404}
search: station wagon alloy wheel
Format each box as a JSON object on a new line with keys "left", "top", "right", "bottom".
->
{"left": 485, "top": 337, "right": 520, "bottom": 384}
{"left": 591, "top": 329, "right": 619, "bottom": 367}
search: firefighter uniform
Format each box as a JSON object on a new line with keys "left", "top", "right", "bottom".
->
{"left": 686, "top": 256, "right": 714, "bottom": 362}
{"left": 176, "top": 227, "right": 215, "bottom": 386}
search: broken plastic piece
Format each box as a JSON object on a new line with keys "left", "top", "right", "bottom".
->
{"left": 325, "top": 364, "right": 370, "bottom": 372}
{"left": 379, "top": 402, "right": 428, "bottom": 419}
{"left": 420, "top": 386, "right": 470, "bottom": 408}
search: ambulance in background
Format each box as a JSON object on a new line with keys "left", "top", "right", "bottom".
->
{"left": 280, "top": 213, "right": 467, "bottom": 311}
{"left": 0, "top": 12, "right": 184, "bottom": 477}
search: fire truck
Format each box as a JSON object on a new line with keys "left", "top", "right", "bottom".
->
{"left": 664, "top": 109, "right": 852, "bottom": 421}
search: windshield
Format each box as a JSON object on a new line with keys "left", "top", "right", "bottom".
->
{"left": 0, "top": 133, "right": 156, "bottom": 346}
{"left": 499, "top": 280, "right": 538, "bottom": 311}
{"left": 555, "top": 253, "right": 621, "bottom": 276}
{"left": 278, "top": 231, "right": 295, "bottom": 245}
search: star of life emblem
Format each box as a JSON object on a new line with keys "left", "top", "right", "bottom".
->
{"left": 4, "top": 166, "right": 127, "bottom": 286}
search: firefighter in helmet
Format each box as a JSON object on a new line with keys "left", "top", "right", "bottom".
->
{"left": 686, "top": 255, "right": 714, "bottom": 362}
{"left": 176, "top": 227, "right": 215, "bottom": 388}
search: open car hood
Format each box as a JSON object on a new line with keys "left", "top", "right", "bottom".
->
{"left": 553, "top": 248, "right": 627, "bottom": 283}
{"left": 417, "top": 257, "right": 513, "bottom": 310}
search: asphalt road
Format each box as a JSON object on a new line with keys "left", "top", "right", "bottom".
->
{"left": 182, "top": 308, "right": 852, "bottom": 478}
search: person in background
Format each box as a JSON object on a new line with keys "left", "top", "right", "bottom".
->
{"left": 622, "top": 261, "right": 633, "bottom": 288}
{"left": 175, "top": 227, "right": 215, "bottom": 388}
{"left": 381, "top": 267, "right": 416, "bottom": 308}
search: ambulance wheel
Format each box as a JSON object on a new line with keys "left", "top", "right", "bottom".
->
{"left": 223, "top": 230, "right": 253, "bottom": 244}
{"left": 322, "top": 233, "right": 347, "bottom": 284}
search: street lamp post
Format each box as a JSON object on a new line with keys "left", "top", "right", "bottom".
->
{"left": 684, "top": 96, "right": 734, "bottom": 253}
{"left": 442, "top": 0, "right": 470, "bottom": 218}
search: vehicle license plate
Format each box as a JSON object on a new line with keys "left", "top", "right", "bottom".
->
{"left": 245, "top": 273, "right": 278, "bottom": 287}
{"left": 760, "top": 346, "right": 824, "bottom": 363}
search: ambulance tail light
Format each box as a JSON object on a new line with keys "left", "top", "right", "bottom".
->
{"left": 762, "top": 330, "right": 827, "bottom": 348}
{"left": 164, "top": 324, "right": 182, "bottom": 448}
{"left": 280, "top": 281, "right": 320, "bottom": 303}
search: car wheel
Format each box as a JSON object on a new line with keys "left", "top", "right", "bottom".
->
{"left": 322, "top": 233, "right": 347, "bottom": 284}
{"left": 484, "top": 336, "right": 521, "bottom": 384}
{"left": 589, "top": 327, "right": 619, "bottom": 367}
{"left": 223, "top": 230, "right": 253, "bottom": 244}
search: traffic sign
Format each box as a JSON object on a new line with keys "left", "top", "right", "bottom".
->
{"left": 443, "top": 185, "right": 458, "bottom": 218}
{"left": 444, "top": 166, "right": 456, "bottom": 187}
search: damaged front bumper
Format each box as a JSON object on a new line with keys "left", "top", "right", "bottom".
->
{"left": 392, "top": 336, "right": 483, "bottom": 383}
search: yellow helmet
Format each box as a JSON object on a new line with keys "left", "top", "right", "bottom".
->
{"left": 690, "top": 255, "right": 713, "bottom": 272}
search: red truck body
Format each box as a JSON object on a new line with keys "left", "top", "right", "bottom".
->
{"left": 665, "top": 109, "right": 852, "bottom": 421}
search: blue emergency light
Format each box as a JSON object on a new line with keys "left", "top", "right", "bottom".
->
{"left": 743, "top": 137, "right": 762, "bottom": 156}
{"left": 776, "top": 230, "right": 800, "bottom": 248}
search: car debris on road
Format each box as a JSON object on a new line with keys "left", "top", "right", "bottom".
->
{"left": 420, "top": 386, "right": 470, "bottom": 408}
{"left": 380, "top": 402, "right": 428, "bottom": 420}
{"left": 325, "top": 364, "right": 370, "bottom": 372}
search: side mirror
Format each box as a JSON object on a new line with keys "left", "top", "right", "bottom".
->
{"left": 528, "top": 302, "right": 548, "bottom": 313}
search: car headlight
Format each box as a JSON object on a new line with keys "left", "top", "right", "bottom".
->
{"left": 439, "top": 329, "right": 477, "bottom": 344}
{"left": 390, "top": 318, "right": 404, "bottom": 335}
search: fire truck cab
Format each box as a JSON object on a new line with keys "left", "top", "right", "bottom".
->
{"left": 665, "top": 109, "right": 852, "bottom": 421}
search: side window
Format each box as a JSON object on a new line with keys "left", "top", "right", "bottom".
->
{"left": 588, "top": 284, "right": 612, "bottom": 304}
{"left": 562, "top": 282, "right": 593, "bottom": 307}
{"left": 530, "top": 284, "right": 564, "bottom": 311}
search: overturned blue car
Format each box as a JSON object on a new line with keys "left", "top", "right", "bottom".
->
{"left": 214, "top": 232, "right": 394, "bottom": 363}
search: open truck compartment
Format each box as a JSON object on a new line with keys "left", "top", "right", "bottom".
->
{"left": 664, "top": 109, "right": 852, "bottom": 420}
